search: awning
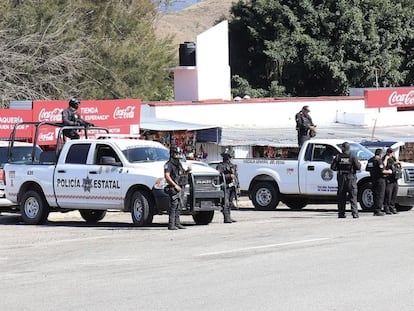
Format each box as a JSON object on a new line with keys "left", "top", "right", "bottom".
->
{"left": 140, "top": 118, "right": 221, "bottom": 143}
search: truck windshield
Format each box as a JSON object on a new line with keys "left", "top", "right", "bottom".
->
{"left": 122, "top": 147, "right": 169, "bottom": 162}
{"left": 337, "top": 143, "right": 374, "bottom": 161}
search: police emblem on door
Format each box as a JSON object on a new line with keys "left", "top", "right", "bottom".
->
{"left": 321, "top": 168, "right": 334, "bottom": 181}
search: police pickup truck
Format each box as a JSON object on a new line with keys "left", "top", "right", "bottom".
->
{"left": 2, "top": 122, "right": 224, "bottom": 225}
{"left": 233, "top": 139, "right": 414, "bottom": 211}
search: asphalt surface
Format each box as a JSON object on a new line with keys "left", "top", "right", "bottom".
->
{"left": 1, "top": 199, "right": 414, "bottom": 311}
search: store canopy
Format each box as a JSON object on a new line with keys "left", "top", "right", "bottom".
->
{"left": 140, "top": 118, "right": 221, "bottom": 143}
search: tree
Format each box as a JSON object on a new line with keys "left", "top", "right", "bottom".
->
{"left": 228, "top": 0, "right": 414, "bottom": 96}
{"left": 0, "top": 0, "right": 176, "bottom": 106}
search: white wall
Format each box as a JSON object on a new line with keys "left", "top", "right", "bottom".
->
{"left": 172, "top": 21, "right": 231, "bottom": 101}
{"left": 196, "top": 21, "right": 231, "bottom": 101}
{"left": 142, "top": 97, "right": 414, "bottom": 128}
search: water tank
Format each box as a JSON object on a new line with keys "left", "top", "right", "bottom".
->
{"left": 179, "top": 42, "right": 196, "bottom": 66}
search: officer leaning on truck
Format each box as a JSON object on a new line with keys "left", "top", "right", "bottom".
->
{"left": 366, "top": 148, "right": 392, "bottom": 216}
{"left": 164, "top": 146, "right": 191, "bottom": 230}
{"left": 62, "top": 98, "right": 93, "bottom": 139}
{"left": 330, "top": 142, "right": 361, "bottom": 219}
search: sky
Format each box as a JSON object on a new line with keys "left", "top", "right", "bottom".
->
{"left": 158, "top": 0, "right": 202, "bottom": 12}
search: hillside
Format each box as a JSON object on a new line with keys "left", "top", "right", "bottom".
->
{"left": 155, "top": 0, "right": 234, "bottom": 48}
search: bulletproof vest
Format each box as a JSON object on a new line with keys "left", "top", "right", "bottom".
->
{"left": 168, "top": 160, "right": 187, "bottom": 186}
{"left": 337, "top": 153, "right": 352, "bottom": 173}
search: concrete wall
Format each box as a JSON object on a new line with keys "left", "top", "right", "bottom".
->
{"left": 172, "top": 21, "right": 231, "bottom": 101}
{"left": 142, "top": 96, "right": 414, "bottom": 129}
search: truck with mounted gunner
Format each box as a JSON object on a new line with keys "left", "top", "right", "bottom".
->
{"left": 2, "top": 122, "right": 224, "bottom": 225}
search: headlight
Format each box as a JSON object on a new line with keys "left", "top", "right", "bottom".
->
{"left": 153, "top": 178, "right": 168, "bottom": 190}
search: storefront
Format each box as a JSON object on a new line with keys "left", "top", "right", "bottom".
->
{"left": 140, "top": 118, "right": 221, "bottom": 161}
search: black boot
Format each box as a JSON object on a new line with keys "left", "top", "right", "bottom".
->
{"left": 223, "top": 212, "right": 232, "bottom": 223}
{"left": 175, "top": 211, "right": 186, "bottom": 229}
{"left": 168, "top": 209, "right": 177, "bottom": 230}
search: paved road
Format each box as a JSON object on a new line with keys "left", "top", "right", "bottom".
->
{"left": 1, "top": 200, "right": 413, "bottom": 311}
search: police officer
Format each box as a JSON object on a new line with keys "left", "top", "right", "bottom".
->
{"left": 216, "top": 150, "right": 238, "bottom": 223}
{"left": 164, "top": 146, "right": 191, "bottom": 230}
{"left": 383, "top": 148, "right": 400, "bottom": 214}
{"left": 366, "top": 148, "right": 392, "bottom": 216}
{"left": 330, "top": 142, "right": 361, "bottom": 218}
{"left": 62, "top": 98, "right": 93, "bottom": 139}
{"left": 295, "top": 105, "right": 316, "bottom": 147}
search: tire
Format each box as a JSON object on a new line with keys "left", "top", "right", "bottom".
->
{"left": 20, "top": 190, "right": 49, "bottom": 225}
{"left": 395, "top": 204, "right": 413, "bottom": 212}
{"left": 358, "top": 182, "right": 374, "bottom": 211}
{"left": 251, "top": 182, "right": 279, "bottom": 210}
{"left": 192, "top": 211, "right": 214, "bottom": 225}
{"left": 79, "top": 210, "right": 106, "bottom": 223}
{"left": 284, "top": 198, "right": 308, "bottom": 210}
{"left": 130, "top": 190, "right": 150, "bottom": 226}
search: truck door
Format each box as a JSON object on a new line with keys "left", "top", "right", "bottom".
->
{"left": 298, "top": 143, "right": 339, "bottom": 195}
{"left": 89, "top": 144, "right": 124, "bottom": 209}
{"left": 54, "top": 143, "right": 123, "bottom": 209}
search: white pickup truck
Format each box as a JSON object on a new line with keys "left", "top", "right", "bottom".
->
{"left": 2, "top": 122, "right": 224, "bottom": 225}
{"left": 233, "top": 139, "right": 414, "bottom": 211}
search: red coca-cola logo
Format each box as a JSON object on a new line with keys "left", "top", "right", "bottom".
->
{"left": 113, "top": 106, "right": 135, "bottom": 119}
{"left": 38, "top": 132, "right": 55, "bottom": 142}
{"left": 38, "top": 108, "right": 63, "bottom": 122}
{"left": 388, "top": 91, "right": 414, "bottom": 106}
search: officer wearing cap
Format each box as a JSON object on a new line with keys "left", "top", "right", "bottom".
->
{"left": 164, "top": 146, "right": 191, "bottom": 230}
{"left": 330, "top": 142, "right": 361, "bottom": 218}
{"left": 383, "top": 148, "right": 401, "bottom": 214}
{"left": 216, "top": 150, "right": 238, "bottom": 223}
{"left": 62, "top": 98, "right": 93, "bottom": 139}
{"left": 366, "top": 148, "right": 392, "bottom": 216}
{"left": 295, "top": 105, "right": 316, "bottom": 147}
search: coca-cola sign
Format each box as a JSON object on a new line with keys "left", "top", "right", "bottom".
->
{"left": 32, "top": 99, "right": 141, "bottom": 145}
{"left": 365, "top": 88, "right": 414, "bottom": 108}
{"left": 38, "top": 108, "right": 63, "bottom": 122}
{"left": 113, "top": 106, "right": 136, "bottom": 119}
{"left": 388, "top": 91, "right": 414, "bottom": 106}
{"left": 38, "top": 131, "right": 55, "bottom": 142}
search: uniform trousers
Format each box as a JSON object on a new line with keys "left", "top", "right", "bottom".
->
{"left": 372, "top": 178, "right": 386, "bottom": 213}
{"left": 337, "top": 174, "right": 358, "bottom": 216}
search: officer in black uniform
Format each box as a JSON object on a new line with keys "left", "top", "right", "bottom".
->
{"left": 62, "top": 98, "right": 93, "bottom": 139}
{"left": 216, "top": 150, "right": 238, "bottom": 223}
{"left": 164, "top": 146, "right": 191, "bottom": 230}
{"left": 295, "top": 105, "right": 316, "bottom": 147}
{"left": 366, "top": 148, "right": 392, "bottom": 216}
{"left": 383, "top": 148, "right": 400, "bottom": 214}
{"left": 330, "top": 142, "right": 361, "bottom": 218}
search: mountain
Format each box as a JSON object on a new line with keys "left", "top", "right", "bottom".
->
{"left": 155, "top": 0, "right": 234, "bottom": 48}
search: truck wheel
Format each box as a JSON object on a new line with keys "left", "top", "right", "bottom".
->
{"left": 284, "top": 198, "right": 308, "bottom": 210}
{"left": 251, "top": 182, "right": 279, "bottom": 210}
{"left": 395, "top": 204, "right": 413, "bottom": 212}
{"left": 130, "top": 190, "right": 150, "bottom": 226}
{"left": 192, "top": 211, "right": 214, "bottom": 225}
{"left": 358, "top": 182, "right": 374, "bottom": 211}
{"left": 20, "top": 190, "right": 49, "bottom": 225}
{"left": 79, "top": 210, "right": 106, "bottom": 223}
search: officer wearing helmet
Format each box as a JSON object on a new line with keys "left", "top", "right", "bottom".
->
{"left": 62, "top": 98, "right": 93, "bottom": 139}
{"left": 330, "top": 142, "right": 361, "bottom": 218}
{"left": 216, "top": 150, "right": 238, "bottom": 223}
{"left": 164, "top": 146, "right": 192, "bottom": 230}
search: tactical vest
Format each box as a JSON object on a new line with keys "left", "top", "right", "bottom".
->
{"left": 337, "top": 153, "right": 352, "bottom": 174}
